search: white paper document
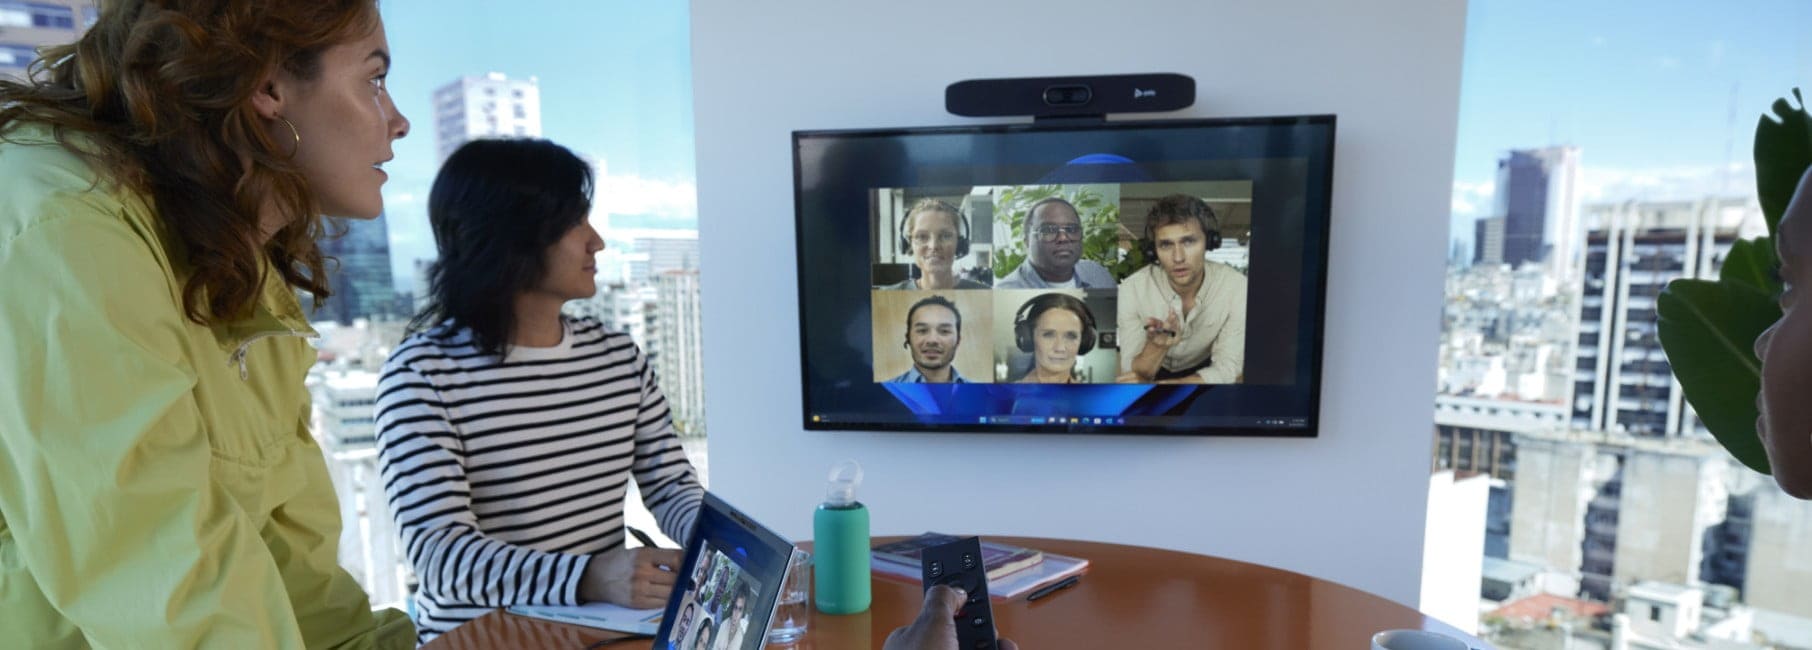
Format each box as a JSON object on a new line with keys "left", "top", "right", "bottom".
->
{"left": 507, "top": 601, "right": 665, "bottom": 635}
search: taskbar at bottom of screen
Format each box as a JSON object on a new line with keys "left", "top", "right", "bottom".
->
{"left": 807, "top": 414, "right": 1310, "bottom": 429}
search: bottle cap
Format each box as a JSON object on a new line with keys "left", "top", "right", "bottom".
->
{"left": 825, "top": 459, "right": 863, "bottom": 506}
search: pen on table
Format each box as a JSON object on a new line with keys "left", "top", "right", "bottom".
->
{"left": 626, "top": 526, "right": 676, "bottom": 572}
{"left": 1025, "top": 575, "right": 1080, "bottom": 602}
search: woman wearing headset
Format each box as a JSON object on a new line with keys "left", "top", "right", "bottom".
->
{"left": 1013, "top": 293, "right": 1098, "bottom": 383}
{"left": 883, "top": 198, "right": 990, "bottom": 290}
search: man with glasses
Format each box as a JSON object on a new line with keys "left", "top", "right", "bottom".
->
{"left": 997, "top": 196, "right": 1118, "bottom": 289}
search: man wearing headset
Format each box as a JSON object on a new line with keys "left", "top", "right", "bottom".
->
{"left": 997, "top": 197, "right": 1118, "bottom": 289}
{"left": 887, "top": 295, "right": 971, "bottom": 383}
{"left": 1116, "top": 194, "right": 1248, "bottom": 384}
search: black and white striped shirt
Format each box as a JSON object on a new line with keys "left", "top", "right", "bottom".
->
{"left": 374, "top": 317, "right": 703, "bottom": 644}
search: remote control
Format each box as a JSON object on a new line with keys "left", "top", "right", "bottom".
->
{"left": 920, "top": 536, "right": 999, "bottom": 650}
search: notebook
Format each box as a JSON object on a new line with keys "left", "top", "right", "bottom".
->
{"left": 871, "top": 532, "right": 1044, "bottom": 582}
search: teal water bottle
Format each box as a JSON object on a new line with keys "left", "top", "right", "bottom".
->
{"left": 813, "top": 459, "right": 871, "bottom": 614}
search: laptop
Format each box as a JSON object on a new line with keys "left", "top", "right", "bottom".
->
{"left": 653, "top": 492, "right": 800, "bottom": 650}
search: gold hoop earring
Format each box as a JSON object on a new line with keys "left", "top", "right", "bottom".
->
{"left": 277, "top": 117, "right": 300, "bottom": 157}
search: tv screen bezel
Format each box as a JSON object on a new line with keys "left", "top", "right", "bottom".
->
{"left": 790, "top": 114, "right": 1335, "bottom": 437}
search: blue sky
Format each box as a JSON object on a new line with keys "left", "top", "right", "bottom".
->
{"left": 366, "top": 1, "right": 1812, "bottom": 284}
{"left": 378, "top": 1, "right": 697, "bottom": 289}
{"left": 1449, "top": 0, "right": 1812, "bottom": 254}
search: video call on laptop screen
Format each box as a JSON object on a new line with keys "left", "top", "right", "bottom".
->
{"left": 792, "top": 116, "right": 1334, "bottom": 436}
{"left": 659, "top": 496, "right": 793, "bottom": 650}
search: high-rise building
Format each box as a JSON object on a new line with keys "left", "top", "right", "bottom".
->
{"left": 629, "top": 235, "right": 700, "bottom": 286}
{"left": 1742, "top": 487, "right": 1812, "bottom": 619}
{"left": 1432, "top": 394, "right": 1570, "bottom": 481}
{"left": 653, "top": 270, "right": 704, "bottom": 436}
{"left": 562, "top": 282, "right": 658, "bottom": 350}
{"left": 313, "top": 214, "right": 397, "bottom": 325}
{"left": 1509, "top": 429, "right": 1733, "bottom": 602}
{"left": 1608, "top": 444, "right": 1729, "bottom": 593}
{"left": 317, "top": 370, "right": 380, "bottom": 452}
{"left": 1506, "top": 430, "right": 1601, "bottom": 597}
{"left": 412, "top": 258, "right": 434, "bottom": 314}
{"left": 432, "top": 72, "right": 543, "bottom": 163}
{"left": 311, "top": 369, "right": 408, "bottom": 607}
{"left": 1571, "top": 198, "right": 1750, "bottom": 437}
{"left": 1494, "top": 147, "right": 1581, "bottom": 275}
{"left": 0, "top": 1, "right": 98, "bottom": 81}
{"left": 1473, "top": 216, "right": 1505, "bottom": 266}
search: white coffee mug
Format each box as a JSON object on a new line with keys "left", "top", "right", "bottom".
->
{"left": 1371, "top": 629, "right": 1469, "bottom": 650}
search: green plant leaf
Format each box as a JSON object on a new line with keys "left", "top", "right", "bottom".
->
{"left": 1656, "top": 278, "right": 1780, "bottom": 474}
{"left": 993, "top": 250, "right": 1024, "bottom": 279}
{"left": 1718, "top": 237, "right": 1782, "bottom": 296}
{"left": 1111, "top": 240, "right": 1149, "bottom": 279}
{"left": 1755, "top": 88, "right": 1812, "bottom": 238}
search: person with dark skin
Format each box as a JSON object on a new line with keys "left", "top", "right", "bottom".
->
{"left": 997, "top": 197, "right": 1117, "bottom": 289}
{"left": 884, "top": 585, "right": 1022, "bottom": 650}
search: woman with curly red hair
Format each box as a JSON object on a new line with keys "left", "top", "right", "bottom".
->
{"left": 0, "top": 1, "right": 412, "bottom": 646}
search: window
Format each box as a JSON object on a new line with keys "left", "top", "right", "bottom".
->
{"left": 1436, "top": 2, "right": 1797, "bottom": 648}
{"left": 0, "top": 4, "right": 24, "bottom": 27}
{"left": 0, "top": 43, "right": 34, "bottom": 67}
{"left": 2, "top": 2, "right": 76, "bottom": 29}
{"left": 311, "top": 1, "right": 702, "bottom": 611}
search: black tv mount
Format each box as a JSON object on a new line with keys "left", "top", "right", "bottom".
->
{"left": 945, "top": 73, "right": 1196, "bottom": 125}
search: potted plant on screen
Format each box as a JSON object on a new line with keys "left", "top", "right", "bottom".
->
{"left": 1657, "top": 89, "right": 1811, "bottom": 474}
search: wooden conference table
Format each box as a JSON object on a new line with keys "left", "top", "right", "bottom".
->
{"left": 424, "top": 536, "right": 1487, "bottom": 649}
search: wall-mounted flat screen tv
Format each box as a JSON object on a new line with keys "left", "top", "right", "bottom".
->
{"left": 792, "top": 115, "right": 1334, "bottom": 436}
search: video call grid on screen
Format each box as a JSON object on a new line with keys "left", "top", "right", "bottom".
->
{"left": 793, "top": 116, "right": 1334, "bottom": 437}
{"left": 668, "top": 544, "right": 766, "bottom": 650}
{"left": 658, "top": 497, "right": 794, "bottom": 650}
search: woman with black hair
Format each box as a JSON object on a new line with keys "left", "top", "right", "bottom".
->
{"left": 373, "top": 138, "right": 703, "bottom": 643}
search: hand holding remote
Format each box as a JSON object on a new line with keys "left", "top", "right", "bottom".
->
{"left": 918, "top": 536, "right": 1000, "bottom": 650}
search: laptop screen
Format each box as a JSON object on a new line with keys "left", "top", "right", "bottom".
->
{"left": 655, "top": 492, "right": 797, "bottom": 650}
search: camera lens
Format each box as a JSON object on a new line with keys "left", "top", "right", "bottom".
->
{"left": 1042, "top": 85, "right": 1093, "bottom": 106}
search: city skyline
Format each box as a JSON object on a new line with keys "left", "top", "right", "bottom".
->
{"left": 377, "top": 1, "right": 698, "bottom": 292}
{"left": 1448, "top": 0, "right": 1812, "bottom": 260}
{"left": 374, "top": 0, "right": 1812, "bottom": 292}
